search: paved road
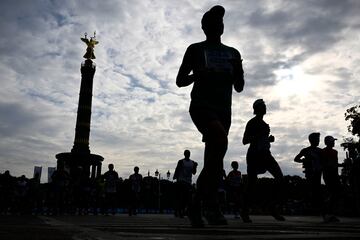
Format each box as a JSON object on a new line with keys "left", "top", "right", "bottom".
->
{"left": 1, "top": 214, "right": 360, "bottom": 239}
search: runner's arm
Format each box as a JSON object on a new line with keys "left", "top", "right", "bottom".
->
{"left": 232, "top": 50, "right": 244, "bottom": 93}
{"left": 176, "top": 46, "right": 195, "bottom": 87}
{"left": 294, "top": 149, "right": 305, "bottom": 163}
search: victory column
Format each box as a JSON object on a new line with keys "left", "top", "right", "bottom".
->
{"left": 55, "top": 32, "right": 103, "bottom": 180}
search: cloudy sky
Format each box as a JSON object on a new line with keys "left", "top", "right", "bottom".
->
{"left": 0, "top": 0, "right": 359, "bottom": 182}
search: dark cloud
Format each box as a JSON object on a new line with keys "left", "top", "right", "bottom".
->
{"left": 246, "top": 1, "right": 359, "bottom": 55}
{"left": 0, "top": 102, "right": 38, "bottom": 137}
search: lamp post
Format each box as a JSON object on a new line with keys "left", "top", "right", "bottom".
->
{"left": 154, "top": 170, "right": 171, "bottom": 213}
{"left": 155, "top": 169, "right": 161, "bottom": 213}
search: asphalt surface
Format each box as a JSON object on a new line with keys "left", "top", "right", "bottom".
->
{"left": 1, "top": 214, "right": 360, "bottom": 240}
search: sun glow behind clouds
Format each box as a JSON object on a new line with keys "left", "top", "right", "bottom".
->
{"left": 274, "top": 66, "right": 316, "bottom": 97}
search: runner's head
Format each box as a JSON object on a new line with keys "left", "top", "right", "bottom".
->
{"left": 184, "top": 149, "right": 191, "bottom": 158}
{"left": 308, "top": 132, "right": 320, "bottom": 147}
{"left": 253, "top": 99, "right": 266, "bottom": 115}
{"left": 231, "top": 161, "right": 239, "bottom": 170}
{"left": 108, "top": 163, "right": 114, "bottom": 171}
{"left": 324, "top": 135, "right": 337, "bottom": 147}
{"left": 201, "top": 5, "right": 225, "bottom": 38}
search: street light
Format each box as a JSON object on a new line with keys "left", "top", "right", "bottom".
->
{"left": 166, "top": 170, "right": 171, "bottom": 180}
{"left": 154, "top": 170, "right": 171, "bottom": 213}
{"left": 155, "top": 169, "right": 161, "bottom": 213}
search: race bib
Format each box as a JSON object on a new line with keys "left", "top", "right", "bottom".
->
{"left": 204, "top": 50, "right": 233, "bottom": 73}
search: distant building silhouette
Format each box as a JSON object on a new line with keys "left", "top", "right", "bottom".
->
{"left": 56, "top": 33, "right": 103, "bottom": 180}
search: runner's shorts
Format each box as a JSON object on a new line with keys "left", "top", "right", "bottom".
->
{"left": 189, "top": 103, "right": 231, "bottom": 142}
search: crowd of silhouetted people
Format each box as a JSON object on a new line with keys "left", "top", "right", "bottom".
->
{"left": 0, "top": 149, "right": 359, "bottom": 218}
{"left": 0, "top": 164, "right": 171, "bottom": 216}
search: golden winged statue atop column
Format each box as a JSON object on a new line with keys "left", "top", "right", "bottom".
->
{"left": 81, "top": 32, "right": 99, "bottom": 59}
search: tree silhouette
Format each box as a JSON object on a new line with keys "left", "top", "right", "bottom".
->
{"left": 342, "top": 105, "right": 360, "bottom": 152}
{"left": 345, "top": 105, "right": 360, "bottom": 138}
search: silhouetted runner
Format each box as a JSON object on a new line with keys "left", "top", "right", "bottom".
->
{"left": 103, "top": 164, "right": 119, "bottom": 215}
{"left": 176, "top": 5, "right": 244, "bottom": 227}
{"left": 242, "top": 99, "right": 285, "bottom": 222}
{"left": 128, "top": 166, "right": 142, "bottom": 216}
{"left": 322, "top": 136, "right": 341, "bottom": 222}
{"left": 173, "top": 150, "right": 198, "bottom": 218}
{"left": 294, "top": 132, "right": 323, "bottom": 215}
{"left": 226, "top": 161, "right": 244, "bottom": 219}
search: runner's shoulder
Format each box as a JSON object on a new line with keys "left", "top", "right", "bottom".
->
{"left": 221, "top": 43, "right": 241, "bottom": 56}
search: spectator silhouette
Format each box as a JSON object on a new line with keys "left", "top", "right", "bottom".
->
{"left": 93, "top": 176, "right": 106, "bottom": 215}
{"left": 103, "top": 163, "right": 119, "bottom": 215}
{"left": 0, "top": 170, "right": 15, "bottom": 214}
{"left": 173, "top": 150, "right": 198, "bottom": 218}
{"left": 176, "top": 5, "right": 244, "bottom": 227}
{"left": 51, "top": 162, "right": 70, "bottom": 215}
{"left": 128, "top": 166, "right": 142, "bottom": 216}
{"left": 341, "top": 143, "right": 360, "bottom": 215}
{"left": 28, "top": 172, "right": 42, "bottom": 215}
{"left": 226, "top": 161, "right": 243, "bottom": 219}
{"left": 142, "top": 173, "right": 156, "bottom": 213}
{"left": 13, "top": 175, "right": 29, "bottom": 214}
{"left": 242, "top": 99, "right": 285, "bottom": 222}
{"left": 294, "top": 132, "right": 323, "bottom": 215}
{"left": 322, "top": 136, "right": 341, "bottom": 222}
{"left": 353, "top": 144, "right": 360, "bottom": 215}
{"left": 73, "top": 166, "right": 91, "bottom": 215}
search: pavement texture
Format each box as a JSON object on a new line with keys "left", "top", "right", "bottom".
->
{"left": 1, "top": 214, "right": 360, "bottom": 240}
